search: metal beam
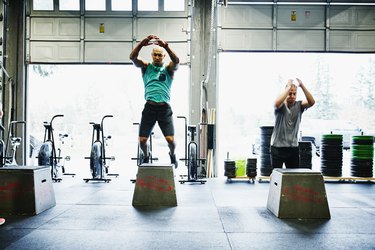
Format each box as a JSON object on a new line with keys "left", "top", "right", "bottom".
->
{"left": 5, "top": 0, "right": 26, "bottom": 165}
{"left": 190, "top": 0, "right": 217, "bottom": 125}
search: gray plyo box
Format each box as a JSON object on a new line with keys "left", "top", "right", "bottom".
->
{"left": 0, "top": 166, "right": 56, "bottom": 215}
{"left": 132, "top": 163, "right": 177, "bottom": 207}
{"left": 267, "top": 168, "right": 330, "bottom": 219}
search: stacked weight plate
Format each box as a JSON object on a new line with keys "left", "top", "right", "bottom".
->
{"left": 299, "top": 141, "right": 312, "bottom": 169}
{"left": 351, "top": 136, "right": 374, "bottom": 177}
{"left": 260, "top": 126, "right": 274, "bottom": 176}
{"left": 224, "top": 160, "right": 236, "bottom": 178}
{"left": 320, "top": 134, "right": 343, "bottom": 177}
{"left": 246, "top": 158, "right": 257, "bottom": 178}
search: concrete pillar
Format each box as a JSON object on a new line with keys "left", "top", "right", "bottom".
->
{"left": 3, "top": 1, "right": 26, "bottom": 165}
{"left": 190, "top": 0, "right": 217, "bottom": 125}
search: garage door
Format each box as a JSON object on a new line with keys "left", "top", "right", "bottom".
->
{"left": 27, "top": 0, "right": 190, "bottom": 64}
{"left": 219, "top": 0, "right": 375, "bottom": 52}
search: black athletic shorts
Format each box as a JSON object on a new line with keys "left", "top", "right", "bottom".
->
{"left": 139, "top": 102, "right": 174, "bottom": 137}
{"left": 270, "top": 146, "right": 300, "bottom": 169}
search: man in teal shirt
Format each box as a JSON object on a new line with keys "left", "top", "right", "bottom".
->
{"left": 130, "top": 35, "right": 180, "bottom": 167}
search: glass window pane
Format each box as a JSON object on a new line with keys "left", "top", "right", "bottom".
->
{"left": 138, "top": 0, "right": 158, "bottom": 11}
{"left": 33, "top": 0, "right": 54, "bottom": 10}
{"left": 165, "top": 0, "right": 185, "bottom": 11}
{"left": 60, "top": 0, "right": 80, "bottom": 11}
{"left": 85, "top": 0, "right": 106, "bottom": 11}
{"left": 111, "top": 0, "right": 132, "bottom": 11}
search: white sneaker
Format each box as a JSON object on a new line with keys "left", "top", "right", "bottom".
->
{"left": 0, "top": 218, "right": 5, "bottom": 225}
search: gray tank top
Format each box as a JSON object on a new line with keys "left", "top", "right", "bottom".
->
{"left": 270, "top": 101, "right": 304, "bottom": 147}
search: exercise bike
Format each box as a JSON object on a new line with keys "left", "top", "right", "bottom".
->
{"left": 177, "top": 116, "right": 206, "bottom": 184}
{"left": 130, "top": 122, "right": 159, "bottom": 183}
{"left": 131, "top": 122, "right": 159, "bottom": 166}
{"left": 56, "top": 133, "right": 73, "bottom": 176}
{"left": 38, "top": 114, "right": 75, "bottom": 182}
{"left": 83, "top": 115, "right": 117, "bottom": 183}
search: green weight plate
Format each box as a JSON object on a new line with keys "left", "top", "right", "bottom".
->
{"left": 322, "top": 134, "right": 343, "bottom": 140}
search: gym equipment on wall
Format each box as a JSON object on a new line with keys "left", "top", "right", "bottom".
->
{"left": 177, "top": 116, "right": 206, "bottom": 184}
{"left": 83, "top": 115, "right": 117, "bottom": 183}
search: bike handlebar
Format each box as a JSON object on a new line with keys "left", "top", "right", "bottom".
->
{"left": 102, "top": 115, "right": 113, "bottom": 122}
{"left": 51, "top": 114, "right": 64, "bottom": 121}
{"left": 47, "top": 114, "right": 64, "bottom": 126}
{"left": 177, "top": 116, "right": 187, "bottom": 126}
{"left": 177, "top": 116, "right": 188, "bottom": 125}
{"left": 101, "top": 115, "right": 113, "bottom": 126}
{"left": 102, "top": 115, "right": 113, "bottom": 120}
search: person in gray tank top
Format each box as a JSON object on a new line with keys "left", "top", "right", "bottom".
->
{"left": 270, "top": 78, "right": 315, "bottom": 169}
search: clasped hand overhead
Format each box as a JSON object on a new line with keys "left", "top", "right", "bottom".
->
{"left": 141, "top": 35, "right": 168, "bottom": 48}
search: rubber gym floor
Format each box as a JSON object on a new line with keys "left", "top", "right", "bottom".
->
{"left": 0, "top": 163, "right": 375, "bottom": 250}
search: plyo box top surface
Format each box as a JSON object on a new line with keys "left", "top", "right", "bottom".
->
{"left": 139, "top": 163, "right": 174, "bottom": 168}
{"left": 0, "top": 166, "right": 50, "bottom": 172}
{"left": 274, "top": 168, "right": 322, "bottom": 175}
